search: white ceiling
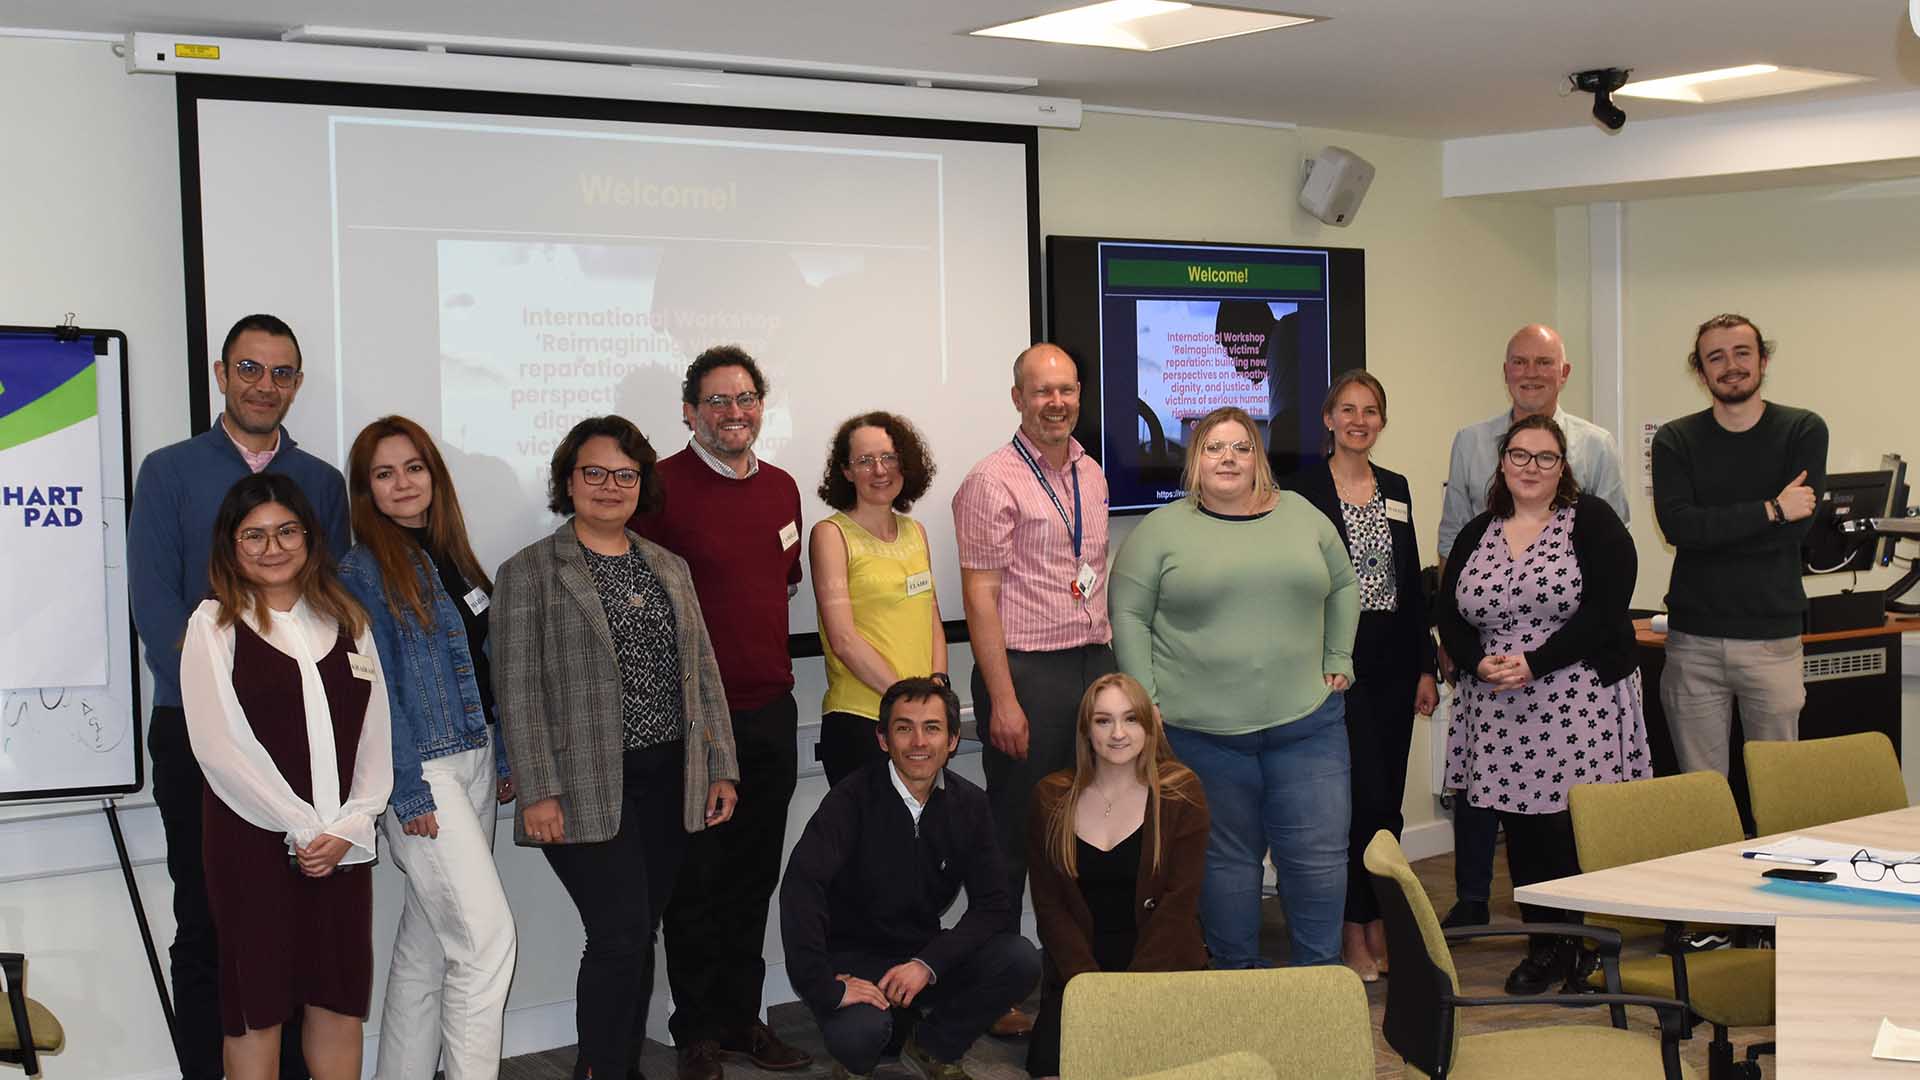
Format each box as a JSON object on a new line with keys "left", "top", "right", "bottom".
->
{"left": 11, "top": 0, "right": 1920, "bottom": 138}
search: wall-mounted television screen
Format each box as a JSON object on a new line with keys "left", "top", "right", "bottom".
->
{"left": 1047, "top": 235, "right": 1366, "bottom": 513}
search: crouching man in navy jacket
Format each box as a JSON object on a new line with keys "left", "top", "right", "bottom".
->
{"left": 780, "top": 677, "right": 1040, "bottom": 1080}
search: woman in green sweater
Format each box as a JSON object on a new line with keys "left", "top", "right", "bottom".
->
{"left": 1109, "top": 405, "right": 1360, "bottom": 968}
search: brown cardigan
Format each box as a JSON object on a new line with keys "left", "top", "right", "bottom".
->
{"left": 1026, "top": 767, "right": 1210, "bottom": 983}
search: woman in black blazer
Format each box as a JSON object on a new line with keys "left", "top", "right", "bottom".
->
{"left": 1289, "top": 370, "right": 1438, "bottom": 981}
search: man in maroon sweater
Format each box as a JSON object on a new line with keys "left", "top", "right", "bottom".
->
{"left": 631, "top": 344, "right": 811, "bottom": 1080}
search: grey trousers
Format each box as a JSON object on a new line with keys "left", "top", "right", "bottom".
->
{"left": 1661, "top": 629, "right": 1806, "bottom": 776}
{"left": 972, "top": 643, "right": 1117, "bottom": 913}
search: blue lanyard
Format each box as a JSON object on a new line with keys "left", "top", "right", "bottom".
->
{"left": 1011, "top": 436, "right": 1082, "bottom": 560}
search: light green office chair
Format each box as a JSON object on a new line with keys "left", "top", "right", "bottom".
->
{"left": 1058, "top": 967, "right": 1374, "bottom": 1079}
{"left": 1363, "top": 830, "right": 1696, "bottom": 1079}
{"left": 1744, "top": 732, "right": 1909, "bottom": 837}
{"left": 1128, "top": 1051, "right": 1277, "bottom": 1080}
{"left": 1569, "top": 773, "right": 1774, "bottom": 1080}
{"left": 1, "top": 953, "right": 65, "bottom": 1077}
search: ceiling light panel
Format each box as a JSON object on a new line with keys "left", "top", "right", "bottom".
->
{"left": 972, "top": 1, "right": 1319, "bottom": 52}
{"left": 1616, "top": 64, "right": 1870, "bottom": 104}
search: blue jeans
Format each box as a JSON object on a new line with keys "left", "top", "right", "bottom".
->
{"left": 1166, "top": 693, "right": 1351, "bottom": 968}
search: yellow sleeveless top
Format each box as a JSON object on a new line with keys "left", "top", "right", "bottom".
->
{"left": 820, "top": 512, "right": 937, "bottom": 720}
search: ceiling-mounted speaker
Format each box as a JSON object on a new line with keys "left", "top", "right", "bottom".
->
{"left": 1299, "top": 145, "right": 1374, "bottom": 227}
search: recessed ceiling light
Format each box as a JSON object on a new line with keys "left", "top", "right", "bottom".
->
{"left": 1615, "top": 64, "right": 1870, "bottom": 104}
{"left": 971, "top": 1, "right": 1320, "bottom": 52}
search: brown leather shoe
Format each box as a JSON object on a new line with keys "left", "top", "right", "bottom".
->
{"left": 676, "top": 1038, "right": 724, "bottom": 1080}
{"left": 721, "top": 1020, "right": 812, "bottom": 1071}
{"left": 987, "top": 1006, "right": 1034, "bottom": 1038}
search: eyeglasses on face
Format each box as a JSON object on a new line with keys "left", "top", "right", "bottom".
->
{"left": 1851, "top": 849, "right": 1920, "bottom": 884}
{"left": 701, "top": 391, "right": 762, "bottom": 411}
{"left": 1504, "top": 448, "right": 1564, "bottom": 470}
{"left": 226, "top": 358, "right": 302, "bottom": 389}
{"left": 575, "top": 465, "right": 641, "bottom": 489}
{"left": 235, "top": 522, "right": 307, "bottom": 556}
{"left": 1201, "top": 440, "right": 1256, "bottom": 459}
{"left": 853, "top": 453, "right": 901, "bottom": 473}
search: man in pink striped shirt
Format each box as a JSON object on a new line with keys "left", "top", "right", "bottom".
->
{"left": 953, "top": 343, "right": 1117, "bottom": 1036}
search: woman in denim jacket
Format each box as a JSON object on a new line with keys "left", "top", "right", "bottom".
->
{"left": 339, "top": 416, "right": 516, "bottom": 1080}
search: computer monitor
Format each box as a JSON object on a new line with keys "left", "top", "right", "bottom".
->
{"left": 1802, "top": 469, "right": 1897, "bottom": 574}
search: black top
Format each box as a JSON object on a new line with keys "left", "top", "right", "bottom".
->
{"left": 1076, "top": 827, "right": 1142, "bottom": 973}
{"left": 579, "top": 543, "right": 683, "bottom": 749}
{"left": 407, "top": 526, "right": 496, "bottom": 722}
{"left": 1287, "top": 459, "right": 1437, "bottom": 676}
{"left": 779, "top": 760, "right": 1013, "bottom": 1017}
{"left": 1435, "top": 492, "right": 1639, "bottom": 686}
{"left": 1651, "top": 403, "right": 1828, "bottom": 639}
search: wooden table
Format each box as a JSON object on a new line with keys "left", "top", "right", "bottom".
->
{"left": 1776, "top": 916, "right": 1920, "bottom": 1075}
{"left": 1515, "top": 805, "right": 1920, "bottom": 925}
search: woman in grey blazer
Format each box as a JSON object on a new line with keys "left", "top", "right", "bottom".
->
{"left": 492, "top": 415, "right": 739, "bottom": 1080}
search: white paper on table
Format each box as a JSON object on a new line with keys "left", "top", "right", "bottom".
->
{"left": 1872, "top": 1018, "right": 1920, "bottom": 1062}
{"left": 1744, "top": 836, "right": 1920, "bottom": 898}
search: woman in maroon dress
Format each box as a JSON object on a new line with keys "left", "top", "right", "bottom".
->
{"left": 180, "top": 473, "right": 393, "bottom": 1080}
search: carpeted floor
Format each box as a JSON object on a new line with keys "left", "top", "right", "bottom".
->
{"left": 500, "top": 842, "right": 1774, "bottom": 1078}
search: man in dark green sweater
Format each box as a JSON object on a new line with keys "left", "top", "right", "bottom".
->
{"left": 1651, "top": 313, "right": 1827, "bottom": 776}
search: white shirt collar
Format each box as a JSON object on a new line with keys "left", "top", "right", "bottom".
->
{"left": 887, "top": 759, "right": 944, "bottom": 824}
{"left": 689, "top": 437, "right": 759, "bottom": 478}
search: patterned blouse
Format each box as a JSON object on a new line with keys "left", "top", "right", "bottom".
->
{"left": 581, "top": 544, "right": 683, "bottom": 749}
{"left": 1340, "top": 489, "right": 1398, "bottom": 613}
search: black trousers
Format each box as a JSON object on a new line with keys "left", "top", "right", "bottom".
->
{"left": 1343, "top": 613, "right": 1419, "bottom": 923}
{"left": 973, "top": 644, "right": 1117, "bottom": 911}
{"left": 1497, "top": 808, "right": 1582, "bottom": 947}
{"left": 818, "top": 709, "right": 886, "bottom": 789}
{"left": 811, "top": 934, "right": 1041, "bottom": 1075}
{"left": 543, "top": 742, "right": 688, "bottom": 1080}
{"left": 1453, "top": 789, "right": 1501, "bottom": 905}
{"left": 663, "top": 692, "right": 799, "bottom": 1044}
{"left": 150, "top": 706, "right": 309, "bottom": 1080}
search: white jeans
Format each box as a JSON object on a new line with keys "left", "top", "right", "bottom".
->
{"left": 374, "top": 743, "right": 518, "bottom": 1080}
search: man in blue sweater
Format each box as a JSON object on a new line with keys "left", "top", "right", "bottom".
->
{"left": 127, "top": 313, "right": 349, "bottom": 1080}
{"left": 780, "top": 677, "right": 1039, "bottom": 1080}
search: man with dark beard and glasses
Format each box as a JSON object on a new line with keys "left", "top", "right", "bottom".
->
{"left": 1651, "top": 313, "right": 1828, "bottom": 777}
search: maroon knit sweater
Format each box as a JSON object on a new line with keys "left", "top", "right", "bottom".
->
{"left": 630, "top": 447, "right": 803, "bottom": 711}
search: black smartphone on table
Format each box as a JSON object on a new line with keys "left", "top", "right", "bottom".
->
{"left": 1762, "top": 867, "right": 1836, "bottom": 883}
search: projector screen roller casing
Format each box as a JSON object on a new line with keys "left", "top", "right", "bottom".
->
{"left": 178, "top": 76, "right": 1041, "bottom": 647}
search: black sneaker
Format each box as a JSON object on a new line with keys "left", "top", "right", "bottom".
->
{"left": 1441, "top": 900, "right": 1490, "bottom": 928}
{"left": 1504, "top": 940, "right": 1567, "bottom": 995}
{"left": 1560, "top": 946, "right": 1602, "bottom": 995}
{"left": 1671, "top": 929, "right": 1731, "bottom": 954}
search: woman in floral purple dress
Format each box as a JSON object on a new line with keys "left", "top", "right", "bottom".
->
{"left": 1436, "top": 414, "right": 1650, "bottom": 996}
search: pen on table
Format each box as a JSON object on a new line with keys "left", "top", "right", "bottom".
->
{"left": 1743, "top": 853, "right": 1823, "bottom": 866}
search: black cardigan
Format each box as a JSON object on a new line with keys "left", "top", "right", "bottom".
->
{"left": 1287, "top": 458, "right": 1437, "bottom": 678}
{"left": 1434, "top": 492, "right": 1638, "bottom": 686}
{"left": 779, "top": 760, "right": 1013, "bottom": 1016}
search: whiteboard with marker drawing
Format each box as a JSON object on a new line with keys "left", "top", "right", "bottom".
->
{"left": 0, "top": 327, "right": 141, "bottom": 803}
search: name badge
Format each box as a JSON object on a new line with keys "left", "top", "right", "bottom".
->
{"left": 347, "top": 652, "right": 377, "bottom": 681}
{"left": 905, "top": 570, "right": 932, "bottom": 597}
{"left": 1384, "top": 498, "right": 1411, "bottom": 523}
{"left": 779, "top": 520, "right": 800, "bottom": 550}
{"left": 463, "top": 587, "right": 490, "bottom": 615}
{"left": 1073, "top": 561, "right": 1098, "bottom": 600}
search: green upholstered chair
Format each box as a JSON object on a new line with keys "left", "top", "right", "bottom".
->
{"left": 1127, "top": 1051, "right": 1278, "bottom": 1080}
{"left": 1362, "top": 830, "right": 1697, "bottom": 1079}
{"left": 1569, "top": 772, "right": 1774, "bottom": 1080}
{"left": 1058, "top": 966, "right": 1374, "bottom": 1079}
{"left": 1744, "top": 732, "right": 1909, "bottom": 837}
{"left": 0, "top": 953, "right": 65, "bottom": 1077}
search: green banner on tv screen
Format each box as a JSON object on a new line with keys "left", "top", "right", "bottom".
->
{"left": 1106, "top": 259, "right": 1322, "bottom": 291}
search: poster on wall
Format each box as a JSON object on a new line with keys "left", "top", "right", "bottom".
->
{"left": 0, "top": 333, "right": 108, "bottom": 688}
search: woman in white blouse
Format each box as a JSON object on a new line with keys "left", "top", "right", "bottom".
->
{"left": 180, "top": 473, "right": 393, "bottom": 1080}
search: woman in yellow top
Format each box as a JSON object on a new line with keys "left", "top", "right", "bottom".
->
{"left": 809, "top": 411, "right": 948, "bottom": 785}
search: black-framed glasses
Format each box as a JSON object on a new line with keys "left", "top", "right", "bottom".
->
{"left": 1504, "top": 448, "right": 1564, "bottom": 470}
{"left": 225, "top": 358, "right": 302, "bottom": 389}
{"left": 1850, "top": 849, "right": 1920, "bottom": 883}
{"left": 853, "top": 453, "right": 901, "bottom": 473}
{"left": 1201, "top": 440, "right": 1256, "bottom": 459}
{"left": 700, "top": 391, "right": 762, "bottom": 411}
{"left": 235, "top": 522, "right": 307, "bottom": 556}
{"left": 576, "top": 465, "right": 641, "bottom": 489}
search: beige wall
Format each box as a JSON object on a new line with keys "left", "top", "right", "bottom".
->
{"left": 1040, "top": 111, "right": 1562, "bottom": 833}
